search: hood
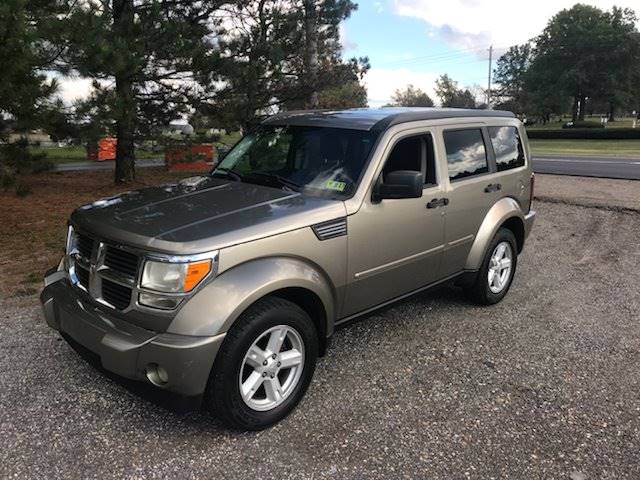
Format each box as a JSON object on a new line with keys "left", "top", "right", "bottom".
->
{"left": 70, "top": 176, "right": 346, "bottom": 254}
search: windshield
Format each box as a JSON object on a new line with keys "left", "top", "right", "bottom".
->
{"left": 213, "top": 125, "right": 379, "bottom": 198}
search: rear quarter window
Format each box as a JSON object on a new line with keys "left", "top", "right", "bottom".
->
{"left": 488, "top": 126, "right": 525, "bottom": 171}
{"left": 443, "top": 129, "right": 488, "bottom": 181}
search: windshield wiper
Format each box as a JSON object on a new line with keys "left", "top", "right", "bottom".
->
{"left": 248, "top": 172, "right": 302, "bottom": 192}
{"left": 212, "top": 167, "right": 243, "bottom": 182}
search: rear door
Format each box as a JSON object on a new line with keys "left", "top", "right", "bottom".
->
{"left": 486, "top": 124, "right": 530, "bottom": 209}
{"left": 438, "top": 126, "right": 498, "bottom": 277}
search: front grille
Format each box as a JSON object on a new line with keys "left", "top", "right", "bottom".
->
{"left": 76, "top": 265, "right": 90, "bottom": 289}
{"left": 70, "top": 231, "right": 140, "bottom": 311}
{"left": 102, "top": 279, "right": 132, "bottom": 310}
{"left": 76, "top": 233, "right": 94, "bottom": 260}
{"left": 104, "top": 247, "right": 139, "bottom": 278}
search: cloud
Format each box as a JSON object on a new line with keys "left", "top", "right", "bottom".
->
{"left": 339, "top": 23, "right": 358, "bottom": 52}
{"left": 363, "top": 67, "right": 439, "bottom": 107}
{"left": 393, "top": 0, "right": 640, "bottom": 49}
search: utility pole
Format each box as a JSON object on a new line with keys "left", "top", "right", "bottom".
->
{"left": 487, "top": 45, "right": 493, "bottom": 108}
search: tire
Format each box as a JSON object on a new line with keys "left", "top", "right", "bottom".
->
{"left": 465, "top": 227, "right": 518, "bottom": 305}
{"left": 204, "top": 296, "right": 319, "bottom": 430}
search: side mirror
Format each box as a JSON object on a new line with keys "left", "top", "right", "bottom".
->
{"left": 374, "top": 170, "right": 423, "bottom": 200}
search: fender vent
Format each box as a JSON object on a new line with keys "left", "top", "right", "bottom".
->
{"left": 312, "top": 218, "right": 347, "bottom": 240}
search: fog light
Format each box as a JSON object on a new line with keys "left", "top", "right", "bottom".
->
{"left": 146, "top": 363, "right": 169, "bottom": 386}
{"left": 139, "top": 292, "right": 182, "bottom": 310}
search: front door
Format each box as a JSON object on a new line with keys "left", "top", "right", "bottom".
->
{"left": 342, "top": 132, "right": 446, "bottom": 317}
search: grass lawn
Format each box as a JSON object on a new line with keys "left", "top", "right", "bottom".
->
{"left": 529, "top": 139, "right": 640, "bottom": 156}
{"left": 29, "top": 145, "right": 160, "bottom": 164}
{"left": 0, "top": 168, "right": 193, "bottom": 300}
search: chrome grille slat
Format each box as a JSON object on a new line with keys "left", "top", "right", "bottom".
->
{"left": 98, "top": 267, "right": 136, "bottom": 288}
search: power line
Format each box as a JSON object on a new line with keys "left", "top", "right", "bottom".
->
{"left": 375, "top": 45, "right": 491, "bottom": 68}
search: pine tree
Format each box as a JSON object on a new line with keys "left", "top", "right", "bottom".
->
{"left": 0, "top": 0, "right": 60, "bottom": 194}
{"left": 201, "top": 0, "right": 365, "bottom": 131}
{"left": 52, "top": 0, "right": 227, "bottom": 183}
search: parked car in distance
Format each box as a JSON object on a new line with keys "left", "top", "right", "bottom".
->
{"left": 41, "top": 108, "right": 536, "bottom": 430}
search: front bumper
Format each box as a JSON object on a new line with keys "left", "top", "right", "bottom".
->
{"left": 41, "top": 274, "right": 225, "bottom": 396}
{"left": 524, "top": 210, "right": 536, "bottom": 239}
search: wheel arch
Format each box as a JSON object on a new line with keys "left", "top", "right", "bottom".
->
{"left": 167, "top": 257, "right": 335, "bottom": 353}
{"left": 268, "top": 287, "right": 329, "bottom": 356}
{"left": 465, "top": 197, "right": 525, "bottom": 271}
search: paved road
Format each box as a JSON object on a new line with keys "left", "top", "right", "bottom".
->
{"left": 56, "top": 155, "right": 640, "bottom": 180}
{"left": 532, "top": 154, "right": 640, "bottom": 180}
{"left": 2, "top": 201, "right": 640, "bottom": 479}
{"left": 53, "top": 158, "right": 165, "bottom": 171}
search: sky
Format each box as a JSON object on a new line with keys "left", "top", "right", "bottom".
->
{"left": 57, "top": 0, "right": 640, "bottom": 108}
{"left": 346, "top": 0, "right": 640, "bottom": 107}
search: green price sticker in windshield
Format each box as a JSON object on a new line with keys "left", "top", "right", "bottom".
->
{"left": 325, "top": 180, "right": 346, "bottom": 192}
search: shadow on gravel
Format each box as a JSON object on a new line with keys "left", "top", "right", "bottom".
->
{"left": 60, "top": 332, "right": 224, "bottom": 428}
{"left": 334, "top": 283, "right": 469, "bottom": 333}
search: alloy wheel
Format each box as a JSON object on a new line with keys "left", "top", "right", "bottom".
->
{"left": 487, "top": 241, "right": 513, "bottom": 294}
{"left": 239, "top": 325, "right": 305, "bottom": 411}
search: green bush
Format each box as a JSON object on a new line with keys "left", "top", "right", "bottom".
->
{"left": 562, "top": 121, "right": 604, "bottom": 129}
{"left": 527, "top": 128, "right": 640, "bottom": 139}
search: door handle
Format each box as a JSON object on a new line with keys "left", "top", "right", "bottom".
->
{"left": 484, "top": 183, "right": 502, "bottom": 193}
{"left": 426, "top": 198, "right": 449, "bottom": 209}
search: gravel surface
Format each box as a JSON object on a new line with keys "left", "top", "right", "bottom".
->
{"left": 1, "top": 201, "right": 639, "bottom": 479}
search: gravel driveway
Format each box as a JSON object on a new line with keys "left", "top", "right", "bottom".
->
{"left": 1, "top": 200, "right": 639, "bottom": 479}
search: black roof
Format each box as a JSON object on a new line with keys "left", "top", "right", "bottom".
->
{"left": 262, "top": 107, "right": 515, "bottom": 132}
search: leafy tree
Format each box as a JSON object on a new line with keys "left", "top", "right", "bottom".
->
{"left": 493, "top": 44, "right": 533, "bottom": 114}
{"left": 528, "top": 4, "right": 638, "bottom": 121}
{"left": 51, "top": 0, "right": 227, "bottom": 183}
{"left": 434, "top": 74, "right": 476, "bottom": 108}
{"left": 389, "top": 85, "right": 434, "bottom": 107}
{"left": 598, "top": 7, "right": 640, "bottom": 120}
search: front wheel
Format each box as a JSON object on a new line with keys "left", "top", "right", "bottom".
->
{"left": 465, "top": 228, "right": 518, "bottom": 305}
{"left": 204, "top": 296, "right": 318, "bottom": 430}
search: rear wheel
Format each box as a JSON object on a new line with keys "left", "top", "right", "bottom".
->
{"left": 204, "top": 296, "right": 318, "bottom": 430}
{"left": 465, "top": 228, "right": 518, "bottom": 305}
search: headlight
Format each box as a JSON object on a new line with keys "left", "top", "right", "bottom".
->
{"left": 141, "top": 258, "right": 213, "bottom": 293}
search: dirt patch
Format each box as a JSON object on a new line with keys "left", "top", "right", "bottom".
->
{"left": 0, "top": 169, "right": 192, "bottom": 300}
{"left": 535, "top": 174, "right": 640, "bottom": 212}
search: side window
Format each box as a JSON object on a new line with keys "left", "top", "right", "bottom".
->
{"left": 383, "top": 134, "right": 437, "bottom": 185}
{"left": 489, "top": 126, "right": 525, "bottom": 171}
{"left": 443, "top": 129, "right": 488, "bottom": 181}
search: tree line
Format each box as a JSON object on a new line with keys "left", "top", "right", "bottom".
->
{"left": 493, "top": 4, "right": 640, "bottom": 123}
{"left": 1, "top": 0, "right": 368, "bottom": 185}
{"left": 388, "top": 74, "right": 481, "bottom": 109}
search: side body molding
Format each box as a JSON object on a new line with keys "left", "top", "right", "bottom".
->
{"left": 166, "top": 257, "right": 336, "bottom": 337}
{"left": 464, "top": 197, "right": 525, "bottom": 271}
